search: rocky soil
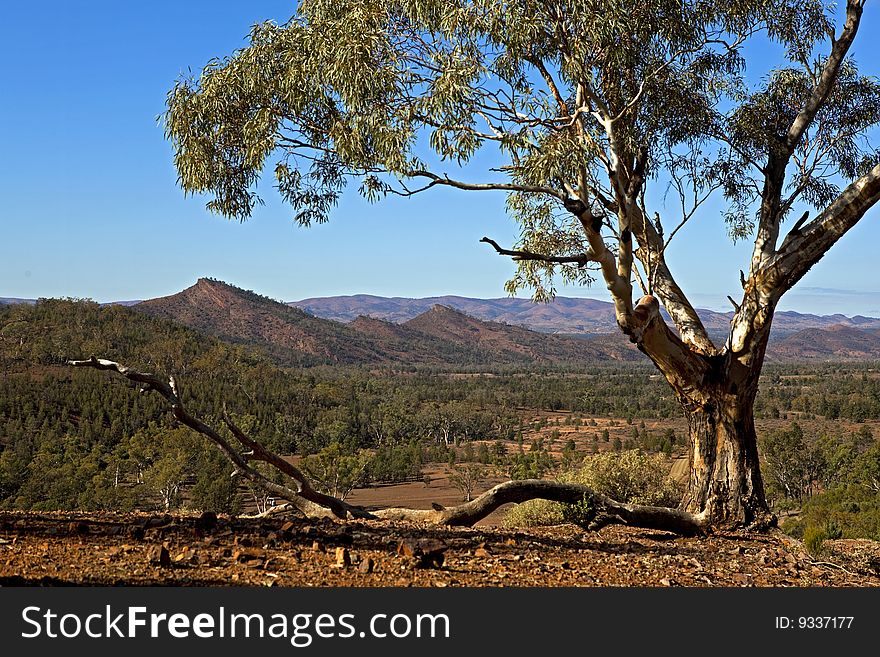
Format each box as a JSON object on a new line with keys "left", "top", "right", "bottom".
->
{"left": 1, "top": 511, "right": 878, "bottom": 587}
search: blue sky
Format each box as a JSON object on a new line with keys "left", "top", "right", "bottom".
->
{"left": 1, "top": 2, "right": 879, "bottom": 315}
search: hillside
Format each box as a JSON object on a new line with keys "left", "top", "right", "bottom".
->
{"left": 134, "top": 279, "right": 645, "bottom": 367}
{"left": 770, "top": 324, "right": 880, "bottom": 360}
{"left": 0, "top": 296, "right": 243, "bottom": 373}
{"left": 403, "top": 305, "right": 641, "bottom": 363}
{"left": 291, "top": 293, "right": 880, "bottom": 336}
{"left": 136, "top": 278, "right": 395, "bottom": 366}
{"left": 6, "top": 280, "right": 880, "bottom": 366}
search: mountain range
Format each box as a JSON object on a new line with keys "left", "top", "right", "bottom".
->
{"left": 6, "top": 278, "right": 880, "bottom": 364}
{"left": 135, "top": 278, "right": 642, "bottom": 366}
{"left": 290, "top": 293, "right": 880, "bottom": 336}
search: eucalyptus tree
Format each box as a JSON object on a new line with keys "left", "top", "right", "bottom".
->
{"left": 155, "top": 0, "right": 880, "bottom": 530}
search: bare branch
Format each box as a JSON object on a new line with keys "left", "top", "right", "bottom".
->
{"left": 221, "top": 406, "right": 310, "bottom": 490}
{"left": 408, "top": 170, "right": 564, "bottom": 200}
{"left": 777, "top": 211, "right": 810, "bottom": 250}
{"left": 376, "top": 479, "right": 704, "bottom": 535}
{"left": 569, "top": 204, "right": 635, "bottom": 325}
{"left": 480, "top": 237, "right": 596, "bottom": 268}
{"left": 68, "top": 357, "right": 365, "bottom": 521}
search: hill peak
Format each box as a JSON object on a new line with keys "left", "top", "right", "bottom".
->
{"left": 405, "top": 304, "right": 484, "bottom": 329}
{"left": 426, "top": 304, "right": 469, "bottom": 316}
{"left": 193, "top": 276, "right": 228, "bottom": 290}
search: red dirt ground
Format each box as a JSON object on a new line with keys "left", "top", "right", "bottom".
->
{"left": 2, "top": 510, "right": 878, "bottom": 587}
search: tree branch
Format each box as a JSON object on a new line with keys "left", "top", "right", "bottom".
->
{"left": 763, "top": 161, "right": 880, "bottom": 294}
{"left": 480, "top": 237, "right": 596, "bottom": 268}
{"left": 219, "top": 407, "right": 353, "bottom": 516}
{"left": 67, "top": 357, "right": 366, "bottom": 521}
{"left": 375, "top": 479, "right": 705, "bottom": 535}
{"left": 749, "top": 0, "right": 865, "bottom": 274}
{"left": 528, "top": 57, "right": 569, "bottom": 117}
{"left": 785, "top": 0, "right": 864, "bottom": 154}
{"left": 409, "top": 170, "right": 564, "bottom": 200}
{"left": 627, "top": 207, "right": 716, "bottom": 354}
{"left": 777, "top": 210, "right": 810, "bottom": 250}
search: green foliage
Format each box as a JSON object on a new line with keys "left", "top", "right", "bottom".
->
{"left": 560, "top": 495, "right": 596, "bottom": 527}
{"left": 448, "top": 462, "right": 491, "bottom": 502}
{"left": 782, "top": 485, "right": 880, "bottom": 542}
{"left": 761, "top": 421, "right": 880, "bottom": 519}
{"left": 190, "top": 449, "right": 241, "bottom": 514}
{"left": 367, "top": 444, "right": 423, "bottom": 484}
{"left": 503, "top": 449, "right": 681, "bottom": 528}
{"left": 802, "top": 525, "right": 827, "bottom": 557}
{"left": 790, "top": 509, "right": 855, "bottom": 553}
{"left": 501, "top": 498, "right": 565, "bottom": 528}
{"left": 508, "top": 449, "right": 554, "bottom": 480}
{"left": 6, "top": 433, "right": 125, "bottom": 511}
{"left": 134, "top": 427, "right": 201, "bottom": 511}
{"left": 760, "top": 422, "right": 825, "bottom": 504}
{"left": 300, "top": 443, "right": 372, "bottom": 500}
{"left": 563, "top": 450, "right": 683, "bottom": 507}
{"left": 164, "top": 0, "right": 880, "bottom": 301}
{"left": 561, "top": 438, "right": 581, "bottom": 468}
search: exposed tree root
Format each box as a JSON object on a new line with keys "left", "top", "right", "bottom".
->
{"left": 68, "top": 357, "right": 704, "bottom": 536}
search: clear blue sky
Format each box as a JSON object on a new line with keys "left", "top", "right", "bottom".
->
{"left": 1, "top": 1, "right": 879, "bottom": 315}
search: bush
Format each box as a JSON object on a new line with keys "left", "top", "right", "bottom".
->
{"left": 562, "top": 450, "right": 683, "bottom": 507}
{"left": 501, "top": 498, "right": 565, "bottom": 528}
{"left": 560, "top": 495, "right": 595, "bottom": 526}
{"left": 782, "top": 485, "right": 880, "bottom": 541}
{"left": 803, "top": 525, "right": 827, "bottom": 557}
{"left": 502, "top": 450, "right": 682, "bottom": 528}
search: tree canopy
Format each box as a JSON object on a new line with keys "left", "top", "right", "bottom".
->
{"left": 165, "top": 0, "right": 880, "bottom": 312}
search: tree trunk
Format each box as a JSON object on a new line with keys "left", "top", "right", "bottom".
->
{"left": 679, "top": 399, "right": 771, "bottom": 528}
{"left": 637, "top": 310, "right": 775, "bottom": 529}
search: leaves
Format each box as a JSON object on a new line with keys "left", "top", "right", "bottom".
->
{"left": 164, "top": 0, "right": 880, "bottom": 298}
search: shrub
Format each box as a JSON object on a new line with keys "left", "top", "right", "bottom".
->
{"left": 562, "top": 450, "right": 683, "bottom": 507}
{"left": 560, "top": 495, "right": 595, "bottom": 526}
{"left": 501, "top": 498, "right": 565, "bottom": 528}
{"left": 781, "top": 485, "right": 880, "bottom": 541}
{"left": 502, "top": 450, "right": 682, "bottom": 528}
{"left": 803, "top": 525, "right": 827, "bottom": 557}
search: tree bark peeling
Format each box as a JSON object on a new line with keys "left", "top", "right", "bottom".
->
{"left": 680, "top": 404, "right": 772, "bottom": 529}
